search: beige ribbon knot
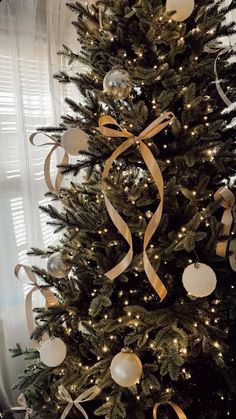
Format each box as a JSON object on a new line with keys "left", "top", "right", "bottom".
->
{"left": 58, "top": 385, "right": 100, "bottom": 419}
{"left": 204, "top": 43, "right": 236, "bottom": 109}
{"left": 153, "top": 401, "right": 187, "bottom": 419}
{"left": 98, "top": 112, "right": 175, "bottom": 301}
{"left": 11, "top": 394, "right": 35, "bottom": 419}
{"left": 214, "top": 186, "right": 236, "bottom": 271}
{"left": 14, "top": 264, "right": 58, "bottom": 349}
{"left": 30, "top": 132, "right": 69, "bottom": 194}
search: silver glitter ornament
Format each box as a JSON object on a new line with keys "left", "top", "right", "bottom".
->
{"left": 47, "top": 252, "right": 70, "bottom": 279}
{"left": 103, "top": 68, "right": 132, "bottom": 99}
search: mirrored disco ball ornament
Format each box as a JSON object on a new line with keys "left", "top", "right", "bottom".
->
{"left": 47, "top": 252, "right": 70, "bottom": 279}
{"left": 110, "top": 348, "right": 143, "bottom": 387}
{"left": 103, "top": 68, "right": 132, "bottom": 99}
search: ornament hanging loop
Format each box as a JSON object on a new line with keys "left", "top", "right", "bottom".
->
{"left": 121, "top": 347, "right": 133, "bottom": 353}
{"left": 193, "top": 250, "right": 200, "bottom": 268}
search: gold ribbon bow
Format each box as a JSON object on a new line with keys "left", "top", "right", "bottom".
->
{"left": 14, "top": 264, "right": 58, "bottom": 349}
{"left": 30, "top": 132, "right": 69, "bottom": 194}
{"left": 204, "top": 43, "right": 236, "bottom": 109}
{"left": 153, "top": 401, "right": 187, "bottom": 419}
{"left": 11, "top": 394, "right": 35, "bottom": 419}
{"left": 98, "top": 112, "right": 175, "bottom": 301}
{"left": 58, "top": 385, "right": 100, "bottom": 419}
{"left": 214, "top": 186, "right": 236, "bottom": 271}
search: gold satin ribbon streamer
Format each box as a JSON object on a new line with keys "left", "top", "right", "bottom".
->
{"left": 98, "top": 4, "right": 104, "bottom": 31}
{"left": 125, "top": 0, "right": 143, "bottom": 18}
{"left": 99, "top": 112, "right": 175, "bottom": 301}
{"left": 214, "top": 186, "right": 236, "bottom": 272}
{"left": 14, "top": 264, "right": 58, "bottom": 349}
{"left": 204, "top": 43, "right": 236, "bottom": 109}
{"left": 153, "top": 401, "right": 187, "bottom": 419}
{"left": 30, "top": 132, "right": 69, "bottom": 194}
{"left": 11, "top": 394, "right": 35, "bottom": 419}
{"left": 58, "top": 385, "right": 100, "bottom": 419}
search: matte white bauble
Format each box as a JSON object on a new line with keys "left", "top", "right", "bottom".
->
{"left": 182, "top": 263, "right": 217, "bottom": 298}
{"left": 61, "top": 127, "right": 89, "bottom": 155}
{"left": 39, "top": 337, "right": 67, "bottom": 367}
{"left": 166, "top": 0, "right": 195, "bottom": 22}
{"left": 47, "top": 252, "right": 70, "bottom": 279}
{"left": 110, "top": 350, "right": 142, "bottom": 387}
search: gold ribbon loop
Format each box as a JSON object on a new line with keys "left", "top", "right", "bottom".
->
{"left": 214, "top": 186, "right": 236, "bottom": 271}
{"left": 30, "top": 132, "right": 69, "bottom": 194}
{"left": 14, "top": 264, "right": 58, "bottom": 349}
{"left": 58, "top": 385, "right": 100, "bottom": 419}
{"left": 153, "top": 401, "right": 187, "bottom": 419}
{"left": 98, "top": 4, "right": 104, "bottom": 31}
{"left": 138, "top": 112, "right": 175, "bottom": 139}
{"left": 102, "top": 138, "right": 135, "bottom": 280}
{"left": 11, "top": 394, "right": 35, "bottom": 419}
{"left": 204, "top": 43, "right": 236, "bottom": 108}
{"left": 141, "top": 140, "right": 166, "bottom": 300}
{"left": 99, "top": 112, "right": 175, "bottom": 301}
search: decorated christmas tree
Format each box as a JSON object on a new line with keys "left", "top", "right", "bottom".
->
{"left": 10, "top": 1, "right": 236, "bottom": 418}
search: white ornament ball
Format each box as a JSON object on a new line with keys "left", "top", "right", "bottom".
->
{"left": 182, "top": 263, "right": 217, "bottom": 298}
{"left": 110, "top": 350, "right": 142, "bottom": 387}
{"left": 39, "top": 337, "right": 67, "bottom": 367}
{"left": 47, "top": 252, "right": 70, "bottom": 279}
{"left": 166, "top": 0, "right": 195, "bottom": 22}
{"left": 62, "top": 127, "right": 89, "bottom": 155}
{"left": 103, "top": 68, "right": 132, "bottom": 100}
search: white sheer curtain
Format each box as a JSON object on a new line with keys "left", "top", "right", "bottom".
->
{"left": 0, "top": 0, "right": 77, "bottom": 408}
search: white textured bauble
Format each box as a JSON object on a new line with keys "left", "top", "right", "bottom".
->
{"left": 39, "top": 337, "right": 67, "bottom": 367}
{"left": 110, "top": 350, "right": 142, "bottom": 387}
{"left": 103, "top": 68, "right": 132, "bottom": 100}
{"left": 182, "top": 263, "right": 217, "bottom": 298}
{"left": 61, "top": 127, "right": 89, "bottom": 156}
{"left": 47, "top": 252, "right": 70, "bottom": 279}
{"left": 166, "top": 0, "right": 195, "bottom": 22}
